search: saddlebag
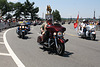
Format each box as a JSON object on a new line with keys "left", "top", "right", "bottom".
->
{"left": 37, "top": 36, "right": 42, "bottom": 43}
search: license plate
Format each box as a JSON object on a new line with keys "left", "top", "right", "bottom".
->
{"left": 22, "top": 30, "right": 25, "bottom": 32}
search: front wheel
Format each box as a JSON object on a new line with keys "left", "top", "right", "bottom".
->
{"left": 90, "top": 34, "right": 96, "bottom": 40}
{"left": 22, "top": 33, "right": 25, "bottom": 39}
{"left": 56, "top": 43, "right": 65, "bottom": 56}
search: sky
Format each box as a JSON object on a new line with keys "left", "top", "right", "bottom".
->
{"left": 7, "top": 0, "right": 100, "bottom": 18}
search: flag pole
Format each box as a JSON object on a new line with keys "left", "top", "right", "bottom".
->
{"left": 77, "top": 11, "right": 79, "bottom": 32}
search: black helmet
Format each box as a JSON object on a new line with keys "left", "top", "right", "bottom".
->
{"left": 47, "top": 18, "right": 52, "bottom": 21}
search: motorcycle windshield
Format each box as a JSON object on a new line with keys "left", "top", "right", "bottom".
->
{"left": 47, "top": 25, "right": 66, "bottom": 33}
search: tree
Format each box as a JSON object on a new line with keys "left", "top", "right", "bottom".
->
{"left": 0, "top": 0, "right": 39, "bottom": 20}
{"left": 52, "top": 10, "right": 61, "bottom": 21}
{"left": 0, "top": 0, "right": 14, "bottom": 16}
{"left": 13, "top": 0, "right": 39, "bottom": 20}
{"left": 13, "top": 2, "right": 23, "bottom": 19}
{"left": 6, "top": 13, "right": 12, "bottom": 19}
{"left": 24, "top": 0, "right": 39, "bottom": 20}
{"left": 0, "top": 0, "right": 8, "bottom": 16}
{"left": 8, "top": 2, "right": 15, "bottom": 11}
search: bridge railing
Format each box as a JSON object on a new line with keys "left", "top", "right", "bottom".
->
{"left": 0, "top": 22, "right": 18, "bottom": 32}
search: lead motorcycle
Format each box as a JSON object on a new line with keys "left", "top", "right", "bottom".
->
{"left": 16, "top": 24, "right": 28, "bottom": 39}
{"left": 37, "top": 24, "right": 68, "bottom": 56}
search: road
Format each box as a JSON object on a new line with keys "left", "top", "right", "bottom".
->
{"left": 0, "top": 23, "right": 100, "bottom": 67}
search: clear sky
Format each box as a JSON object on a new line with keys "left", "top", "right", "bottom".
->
{"left": 8, "top": 0, "right": 100, "bottom": 18}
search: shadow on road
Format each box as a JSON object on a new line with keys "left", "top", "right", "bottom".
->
{"left": 78, "top": 37, "right": 99, "bottom": 42}
{"left": 17, "top": 36, "right": 31, "bottom": 40}
{"left": 39, "top": 47, "right": 55, "bottom": 55}
{"left": 63, "top": 51, "right": 74, "bottom": 57}
{"left": 28, "top": 32, "right": 33, "bottom": 34}
{"left": 39, "top": 47, "right": 74, "bottom": 57}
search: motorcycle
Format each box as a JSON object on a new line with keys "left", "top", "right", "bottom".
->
{"left": 78, "top": 25, "right": 96, "bottom": 40}
{"left": 16, "top": 24, "right": 28, "bottom": 39}
{"left": 37, "top": 24, "right": 68, "bottom": 56}
{"left": 26, "top": 25, "right": 30, "bottom": 31}
{"left": 25, "top": 21, "right": 31, "bottom": 31}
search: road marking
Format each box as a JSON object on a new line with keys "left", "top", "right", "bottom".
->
{"left": 0, "top": 53, "right": 11, "bottom": 56}
{"left": 65, "top": 33, "right": 78, "bottom": 37}
{"left": 0, "top": 42, "right": 4, "bottom": 44}
{"left": 3, "top": 28, "right": 25, "bottom": 67}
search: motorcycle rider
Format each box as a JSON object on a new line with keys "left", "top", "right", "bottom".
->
{"left": 81, "top": 19, "right": 88, "bottom": 37}
{"left": 40, "top": 18, "right": 53, "bottom": 43}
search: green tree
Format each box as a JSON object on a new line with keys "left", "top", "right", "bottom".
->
{"left": 8, "top": 2, "right": 14, "bottom": 11}
{"left": 13, "top": 0, "right": 39, "bottom": 20}
{"left": 24, "top": 0, "right": 39, "bottom": 20}
{"left": 0, "top": 0, "right": 14, "bottom": 17}
{"left": 6, "top": 13, "right": 12, "bottom": 19}
{"left": 0, "top": 0, "right": 39, "bottom": 20}
{"left": 0, "top": 0, "right": 8, "bottom": 16}
{"left": 13, "top": 2, "right": 23, "bottom": 19}
{"left": 52, "top": 10, "right": 61, "bottom": 21}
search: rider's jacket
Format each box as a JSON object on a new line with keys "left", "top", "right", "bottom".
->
{"left": 81, "top": 22, "right": 85, "bottom": 28}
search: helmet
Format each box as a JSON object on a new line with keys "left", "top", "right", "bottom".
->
{"left": 83, "top": 19, "right": 88, "bottom": 22}
{"left": 47, "top": 18, "right": 52, "bottom": 21}
{"left": 55, "top": 20, "right": 58, "bottom": 22}
{"left": 83, "top": 19, "right": 86, "bottom": 22}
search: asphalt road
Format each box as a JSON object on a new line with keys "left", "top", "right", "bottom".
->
{"left": 0, "top": 23, "right": 100, "bottom": 67}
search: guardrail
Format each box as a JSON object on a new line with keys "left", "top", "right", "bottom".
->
{"left": 0, "top": 22, "right": 18, "bottom": 32}
{"left": 96, "top": 25, "right": 100, "bottom": 31}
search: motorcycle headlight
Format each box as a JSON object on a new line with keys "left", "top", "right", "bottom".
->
{"left": 63, "top": 33, "right": 65, "bottom": 36}
{"left": 58, "top": 32, "right": 63, "bottom": 37}
{"left": 22, "top": 26, "right": 25, "bottom": 28}
{"left": 19, "top": 26, "right": 21, "bottom": 28}
{"left": 25, "top": 26, "right": 27, "bottom": 28}
{"left": 53, "top": 32, "right": 57, "bottom": 35}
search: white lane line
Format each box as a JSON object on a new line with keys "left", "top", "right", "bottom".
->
{"left": 0, "top": 53, "right": 11, "bottom": 56}
{"left": 65, "top": 33, "right": 78, "bottom": 37}
{"left": 3, "top": 28, "right": 25, "bottom": 67}
{"left": 0, "top": 42, "right": 4, "bottom": 44}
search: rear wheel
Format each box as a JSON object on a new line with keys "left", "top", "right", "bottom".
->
{"left": 37, "top": 36, "right": 42, "bottom": 43}
{"left": 56, "top": 43, "right": 65, "bottom": 56}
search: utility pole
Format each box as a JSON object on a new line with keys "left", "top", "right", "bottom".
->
{"left": 93, "top": 11, "right": 96, "bottom": 22}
